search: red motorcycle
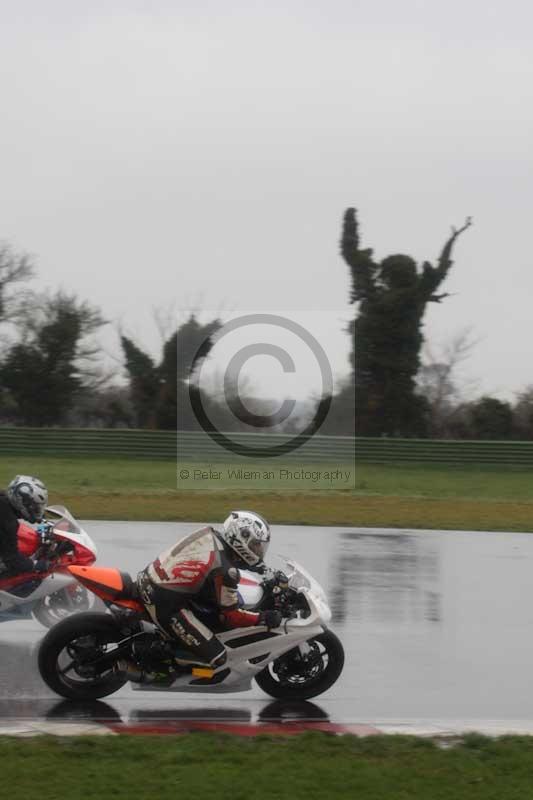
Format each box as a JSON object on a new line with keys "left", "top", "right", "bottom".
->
{"left": 0, "top": 505, "right": 97, "bottom": 628}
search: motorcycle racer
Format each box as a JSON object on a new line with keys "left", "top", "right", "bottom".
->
{"left": 0, "top": 475, "right": 48, "bottom": 575}
{"left": 136, "top": 511, "right": 283, "bottom": 669}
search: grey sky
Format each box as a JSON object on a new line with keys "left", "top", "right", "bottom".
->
{"left": 0, "top": 1, "right": 532, "bottom": 403}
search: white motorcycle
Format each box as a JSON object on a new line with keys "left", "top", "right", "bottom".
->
{"left": 0, "top": 506, "right": 97, "bottom": 628}
{"left": 38, "top": 556, "right": 344, "bottom": 700}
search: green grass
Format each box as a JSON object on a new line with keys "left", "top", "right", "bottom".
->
{"left": 2, "top": 733, "right": 533, "bottom": 799}
{"left": 5, "top": 455, "right": 530, "bottom": 503}
{"left": 0, "top": 456, "right": 177, "bottom": 493}
{"left": 0, "top": 457, "right": 355, "bottom": 493}
{"left": 0, "top": 456, "right": 356, "bottom": 525}
{"left": 3, "top": 455, "right": 533, "bottom": 530}
{"left": 355, "top": 463, "right": 533, "bottom": 502}
{"left": 177, "top": 461, "right": 354, "bottom": 492}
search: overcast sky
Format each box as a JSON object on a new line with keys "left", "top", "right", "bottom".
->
{"left": 0, "top": 0, "right": 532, "bottom": 404}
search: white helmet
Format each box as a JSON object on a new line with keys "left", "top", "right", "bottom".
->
{"left": 7, "top": 475, "right": 48, "bottom": 523}
{"left": 221, "top": 510, "right": 271, "bottom": 567}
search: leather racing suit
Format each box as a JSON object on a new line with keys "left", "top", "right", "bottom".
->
{"left": 137, "top": 526, "right": 265, "bottom": 667}
{"left": 0, "top": 492, "right": 35, "bottom": 576}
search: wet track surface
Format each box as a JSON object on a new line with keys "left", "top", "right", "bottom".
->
{"left": 2, "top": 521, "right": 533, "bottom": 727}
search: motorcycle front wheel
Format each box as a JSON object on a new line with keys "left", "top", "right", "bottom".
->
{"left": 38, "top": 613, "right": 129, "bottom": 700}
{"left": 254, "top": 630, "right": 344, "bottom": 700}
{"left": 32, "top": 585, "right": 92, "bottom": 628}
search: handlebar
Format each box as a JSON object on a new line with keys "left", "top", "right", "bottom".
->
{"left": 259, "top": 572, "right": 308, "bottom": 619}
{"left": 54, "top": 540, "right": 75, "bottom": 556}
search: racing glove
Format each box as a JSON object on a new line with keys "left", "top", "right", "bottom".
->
{"left": 33, "top": 559, "right": 51, "bottom": 574}
{"left": 273, "top": 570, "right": 289, "bottom": 589}
{"left": 259, "top": 609, "right": 283, "bottom": 629}
{"left": 261, "top": 569, "right": 289, "bottom": 589}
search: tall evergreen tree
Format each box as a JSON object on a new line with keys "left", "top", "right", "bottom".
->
{"left": 121, "top": 315, "right": 221, "bottom": 430}
{"left": 175, "top": 316, "right": 221, "bottom": 430}
{"left": 468, "top": 396, "right": 513, "bottom": 440}
{"left": 1, "top": 292, "right": 105, "bottom": 425}
{"left": 341, "top": 209, "right": 471, "bottom": 436}
{"left": 320, "top": 316, "right": 355, "bottom": 436}
{"left": 120, "top": 337, "right": 159, "bottom": 428}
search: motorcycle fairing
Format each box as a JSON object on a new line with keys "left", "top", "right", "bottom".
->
{"left": 45, "top": 506, "right": 98, "bottom": 566}
{"left": 225, "top": 630, "right": 280, "bottom": 648}
{"left": 68, "top": 566, "right": 144, "bottom": 611}
{"left": 131, "top": 617, "right": 326, "bottom": 694}
{"left": 0, "top": 605, "right": 33, "bottom": 620}
{"left": 64, "top": 559, "right": 327, "bottom": 694}
{"left": 1, "top": 578, "right": 42, "bottom": 598}
{"left": 0, "top": 510, "right": 97, "bottom": 596}
{"left": 17, "top": 522, "right": 40, "bottom": 556}
{"left": 0, "top": 571, "right": 43, "bottom": 593}
{"left": 0, "top": 522, "right": 51, "bottom": 592}
{"left": 0, "top": 572, "right": 73, "bottom": 607}
{"left": 0, "top": 505, "right": 97, "bottom": 623}
{"left": 130, "top": 564, "right": 331, "bottom": 693}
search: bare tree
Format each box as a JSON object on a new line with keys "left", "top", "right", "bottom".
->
{"left": 0, "top": 243, "right": 34, "bottom": 323}
{"left": 417, "top": 328, "right": 478, "bottom": 436}
{"left": 152, "top": 303, "right": 177, "bottom": 346}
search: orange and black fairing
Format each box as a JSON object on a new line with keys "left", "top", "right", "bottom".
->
{"left": 68, "top": 566, "right": 144, "bottom": 611}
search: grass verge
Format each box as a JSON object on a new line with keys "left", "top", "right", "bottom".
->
{"left": 0, "top": 456, "right": 355, "bottom": 526}
{"left": 3, "top": 456, "right": 533, "bottom": 530}
{"left": 1, "top": 732, "right": 533, "bottom": 799}
{"left": 56, "top": 490, "right": 357, "bottom": 526}
{"left": 349, "top": 495, "right": 533, "bottom": 532}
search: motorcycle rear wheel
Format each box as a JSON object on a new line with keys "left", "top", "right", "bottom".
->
{"left": 254, "top": 629, "right": 344, "bottom": 700}
{"left": 38, "top": 613, "right": 129, "bottom": 700}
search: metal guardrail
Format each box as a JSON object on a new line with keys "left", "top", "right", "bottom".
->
{"left": 2, "top": 428, "right": 532, "bottom": 466}
{"left": 176, "top": 431, "right": 355, "bottom": 463}
{"left": 355, "top": 437, "right": 533, "bottom": 466}
{"left": 0, "top": 428, "right": 355, "bottom": 464}
{"left": 0, "top": 427, "right": 177, "bottom": 459}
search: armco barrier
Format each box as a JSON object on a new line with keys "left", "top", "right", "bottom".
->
{"left": 0, "top": 428, "right": 177, "bottom": 459}
{"left": 0, "top": 428, "right": 355, "bottom": 464}
{"left": 2, "top": 429, "right": 532, "bottom": 466}
{"left": 355, "top": 437, "right": 533, "bottom": 466}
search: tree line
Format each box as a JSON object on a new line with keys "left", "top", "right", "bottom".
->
{"left": 0, "top": 214, "right": 528, "bottom": 440}
{"left": 0, "top": 239, "right": 351, "bottom": 433}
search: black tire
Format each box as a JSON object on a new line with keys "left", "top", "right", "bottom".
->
{"left": 254, "top": 629, "right": 344, "bottom": 700}
{"left": 32, "top": 586, "right": 92, "bottom": 629}
{"left": 38, "top": 613, "right": 129, "bottom": 700}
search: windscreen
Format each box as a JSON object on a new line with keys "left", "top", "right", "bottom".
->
{"left": 45, "top": 505, "right": 84, "bottom": 537}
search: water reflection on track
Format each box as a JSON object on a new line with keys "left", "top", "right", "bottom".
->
{"left": 2, "top": 522, "right": 533, "bottom": 724}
